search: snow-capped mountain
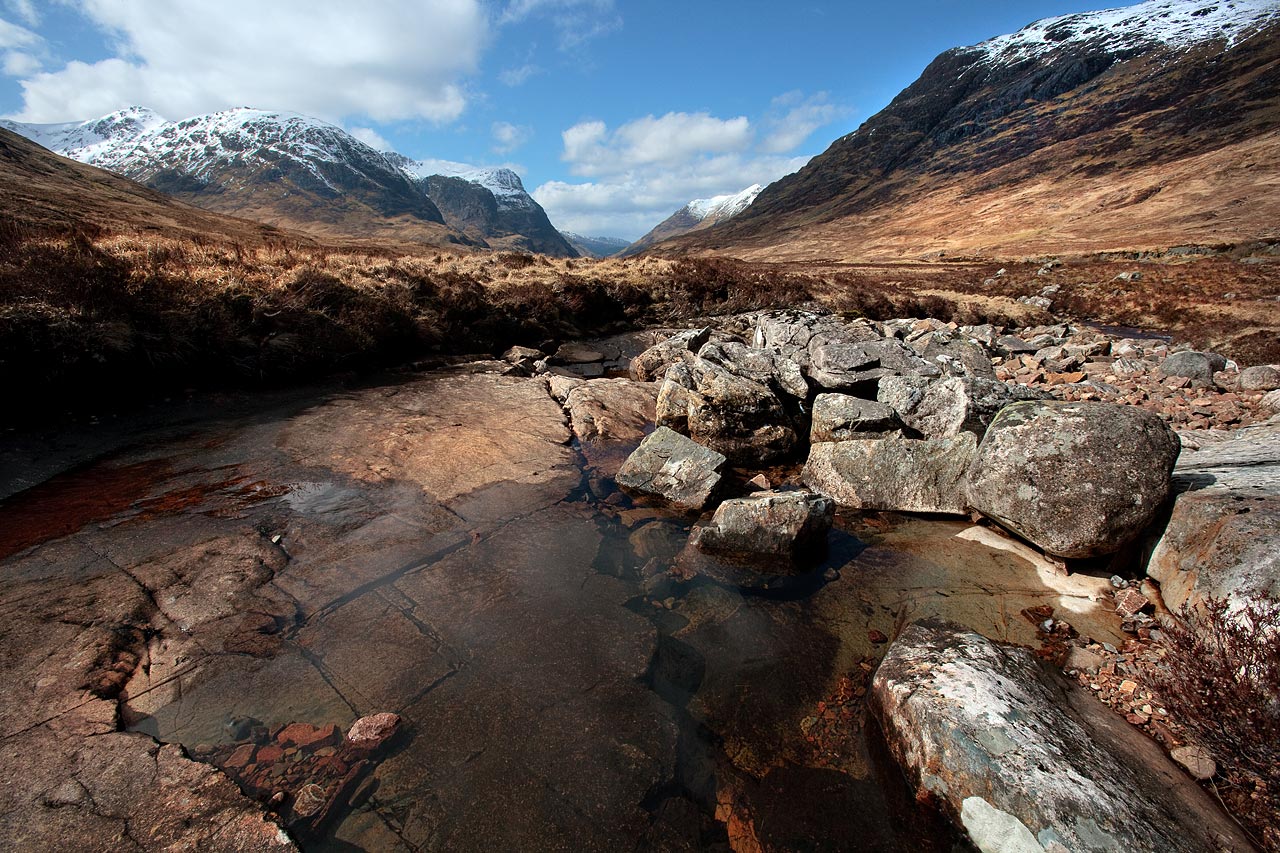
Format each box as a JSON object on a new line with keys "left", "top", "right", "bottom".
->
{"left": 665, "top": 0, "right": 1280, "bottom": 259}
{"left": 2, "top": 107, "right": 577, "bottom": 255}
{"left": 622, "top": 184, "right": 763, "bottom": 255}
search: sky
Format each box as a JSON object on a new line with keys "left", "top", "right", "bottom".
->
{"left": 0, "top": 0, "right": 1122, "bottom": 240}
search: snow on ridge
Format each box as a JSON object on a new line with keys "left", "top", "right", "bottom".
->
{"left": 685, "top": 184, "right": 763, "bottom": 222}
{"left": 974, "top": 0, "right": 1280, "bottom": 64}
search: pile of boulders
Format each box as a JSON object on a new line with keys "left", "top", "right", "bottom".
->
{"left": 193, "top": 713, "right": 402, "bottom": 840}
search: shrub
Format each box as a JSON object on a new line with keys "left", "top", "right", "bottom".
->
{"left": 1152, "top": 596, "right": 1280, "bottom": 849}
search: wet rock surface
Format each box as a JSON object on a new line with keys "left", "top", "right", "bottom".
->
{"left": 966, "top": 401, "right": 1179, "bottom": 558}
{"left": 690, "top": 490, "right": 833, "bottom": 557}
{"left": 871, "top": 620, "right": 1256, "bottom": 853}
{"left": 616, "top": 426, "right": 727, "bottom": 510}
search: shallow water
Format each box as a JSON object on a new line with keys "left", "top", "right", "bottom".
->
{"left": 0, "top": 365, "right": 1124, "bottom": 851}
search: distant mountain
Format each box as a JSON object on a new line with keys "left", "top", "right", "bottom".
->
{"left": 624, "top": 184, "right": 762, "bottom": 256}
{"left": 391, "top": 157, "right": 577, "bottom": 256}
{"left": 662, "top": 0, "right": 1280, "bottom": 260}
{"left": 562, "top": 232, "right": 630, "bottom": 258}
{"left": 2, "top": 107, "right": 575, "bottom": 255}
{"left": 0, "top": 125, "right": 305, "bottom": 245}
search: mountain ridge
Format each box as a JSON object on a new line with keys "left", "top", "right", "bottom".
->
{"left": 623, "top": 184, "right": 762, "bottom": 256}
{"left": 659, "top": 0, "right": 1280, "bottom": 260}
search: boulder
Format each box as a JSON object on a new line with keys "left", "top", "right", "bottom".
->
{"left": 1147, "top": 418, "right": 1280, "bottom": 613}
{"left": 656, "top": 350, "right": 800, "bottom": 463}
{"left": 810, "top": 394, "right": 901, "bottom": 442}
{"left": 1239, "top": 364, "right": 1280, "bottom": 391}
{"left": 808, "top": 339, "right": 938, "bottom": 393}
{"left": 803, "top": 434, "right": 977, "bottom": 515}
{"left": 871, "top": 620, "right": 1255, "bottom": 853}
{"left": 696, "top": 341, "right": 808, "bottom": 399}
{"left": 551, "top": 342, "right": 606, "bottom": 365}
{"left": 690, "top": 490, "right": 834, "bottom": 557}
{"left": 751, "top": 310, "right": 878, "bottom": 369}
{"left": 616, "top": 427, "right": 727, "bottom": 510}
{"left": 346, "top": 713, "right": 402, "bottom": 752}
{"left": 877, "top": 376, "right": 1045, "bottom": 439}
{"left": 630, "top": 328, "right": 711, "bottom": 382}
{"left": 1159, "top": 350, "right": 1226, "bottom": 382}
{"left": 966, "top": 402, "right": 1179, "bottom": 558}
{"left": 918, "top": 335, "right": 997, "bottom": 379}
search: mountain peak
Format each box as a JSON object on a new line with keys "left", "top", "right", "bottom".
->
{"left": 685, "top": 184, "right": 763, "bottom": 222}
{"left": 971, "top": 0, "right": 1280, "bottom": 65}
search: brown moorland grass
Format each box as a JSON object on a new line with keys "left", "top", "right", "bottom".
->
{"left": 2, "top": 228, "right": 1277, "bottom": 424}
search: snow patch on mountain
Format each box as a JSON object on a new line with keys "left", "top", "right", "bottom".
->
{"left": 396, "top": 156, "right": 534, "bottom": 209}
{"left": 685, "top": 184, "right": 763, "bottom": 222}
{"left": 975, "top": 0, "right": 1280, "bottom": 64}
{"left": 1, "top": 106, "right": 167, "bottom": 166}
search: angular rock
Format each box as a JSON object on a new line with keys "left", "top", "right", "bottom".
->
{"left": 616, "top": 427, "right": 727, "bottom": 510}
{"left": 803, "top": 434, "right": 977, "bottom": 515}
{"left": 808, "top": 339, "right": 938, "bottom": 393}
{"left": 966, "top": 402, "right": 1179, "bottom": 558}
{"left": 656, "top": 350, "right": 800, "bottom": 463}
{"left": 346, "top": 713, "right": 402, "bottom": 752}
{"left": 1147, "top": 418, "right": 1280, "bottom": 613}
{"left": 810, "top": 394, "right": 901, "bottom": 442}
{"left": 503, "top": 345, "right": 543, "bottom": 363}
{"left": 1239, "top": 364, "right": 1280, "bottom": 391}
{"left": 1159, "top": 351, "right": 1226, "bottom": 382}
{"left": 993, "top": 335, "right": 1037, "bottom": 357}
{"left": 919, "top": 335, "right": 997, "bottom": 379}
{"left": 630, "top": 328, "right": 711, "bottom": 382}
{"left": 751, "top": 310, "right": 878, "bottom": 369}
{"left": 877, "top": 376, "right": 1044, "bottom": 439}
{"left": 551, "top": 342, "right": 605, "bottom": 365}
{"left": 690, "top": 490, "right": 834, "bottom": 557}
{"left": 872, "top": 620, "right": 1255, "bottom": 853}
{"left": 696, "top": 341, "right": 809, "bottom": 399}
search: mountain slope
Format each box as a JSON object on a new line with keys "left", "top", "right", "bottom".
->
{"left": 396, "top": 162, "right": 577, "bottom": 256}
{"left": 623, "top": 184, "right": 762, "bottom": 256}
{"left": 0, "top": 125, "right": 306, "bottom": 245}
{"left": 563, "top": 233, "right": 630, "bottom": 258}
{"left": 662, "top": 0, "right": 1280, "bottom": 260}
{"left": 3, "top": 108, "right": 573, "bottom": 254}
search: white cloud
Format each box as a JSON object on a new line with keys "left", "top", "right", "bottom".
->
{"left": 0, "top": 14, "right": 40, "bottom": 78}
{"left": 4, "top": 1, "right": 38, "bottom": 27}
{"left": 348, "top": 126, "right": 393, "bottom": 151}
{"left": 498, "top": 63, "right": 541, "bottom": 86}
{"left": 535, "top": 152, "right": 810, "bottom": 239}
{"left": 0, "top": 16, "right": 37, "bottom": 49}
{"left": 562, "top": 112, "right": 753, "bottom": 177}
{"left": 760, "top": 91, "right": 848, "bottom": 154}
{"left": 491, "top": 120, "right": 531, "bottom": 153}
{"left": 7, "top": 0, "right": 488, "bottom": 123}
{"left": 498, "top": 0, "right": 619, "bottom": 49}
{"left": 537, "top": 98, "right": 841, "bottom": 239}
{"left": 2, "top": 50, "right": 37, "bottom": 75}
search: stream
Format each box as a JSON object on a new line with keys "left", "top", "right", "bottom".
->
{"left": 0, "top": 352, "right": 1127, "bottom": 852}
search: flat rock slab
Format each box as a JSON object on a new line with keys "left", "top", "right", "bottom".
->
{"left": 1148, "top": 417, "right": 1280, "bottom": 612}
{"left": 804, "top": 435, "right": 977, "bottom": 515}
{"left": 871, "top": 619, "right": 1255, "bottom": 853}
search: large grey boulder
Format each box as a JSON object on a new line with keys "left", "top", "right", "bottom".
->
{"left": 615, "top": 427, "right": 727, "bottom": 510}
{"left": 803, "top": 434, "right": 977, "bottom": 515}
{"left": 966, "top": 402, "right": 1179, "bottom": 558}
{"left": 630, "top": 328, "right": 711, "bottom": 382}
{"left": 918, "top": 335, "right": 997, "bottom": 379}
{"left": 810, "top": 394, "right": 901, "bottom": 442}
{"left": 1239, "top": 364, "right": 1280, "bottom": 391}
{"left": 872, "top": 620, "right": 1255, "bottom": 853}
{"left": 1147, "top": 418, "right": 1280, "bottom": 613}
{"left": 751, "top": 310, "right": 878, "bottom": 369}
{"left": 1159, "top": 350, "right": 1227, "bottom": 382}
{"left": 655, "top": 347, "right": 801, "bottom": 463}
{"left": 696, "top": 341, "right": 808, "bottom": 399}
{"left": 690, "top": 490, "right": 834, "bottom": 557}
{"left": 877, "top": 376, "right": 1045, "bottom": 439}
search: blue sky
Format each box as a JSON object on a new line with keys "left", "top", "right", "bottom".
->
{"left": 1, "top": 0, "right": 1117, "bottom": 238}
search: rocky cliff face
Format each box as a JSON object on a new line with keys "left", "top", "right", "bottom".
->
{"left": 418, "top": 171, "right": 578, "bottom": 257}
{"left": 662, "top": 0, "right": 1280, "bottom": 260}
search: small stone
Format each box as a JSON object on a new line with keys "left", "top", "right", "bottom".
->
{"left": 1170, "top": 745, "right": 1217, "bottom": 780}
{"left": 1109, "top": 575, "right": 1127, "bottom": 589}
{"left": 347, "top": 712, "right": 402, "bottom": 752}
{"left": 225, "top": 743, "right": 257, "bottom": 770}
{"left": 292, "top": 783, "right": 328, "bottom": 818}
{"left": 822, "top": 567, "right": 840, "bottom": 582}
{"left": 747, "top": 474, "right": 771, "bottom": 491}
{"left": 868, "top": 629, "right": 889, "bottom": 644}
{"left": 1119, "top": 679, "right": 1138, "bottom": 693}
{"left": 1113, "top": 587, "right": 1151, "bottom": 619}
{"left": 278, "top": 722, "right": 340, "bottom": 749}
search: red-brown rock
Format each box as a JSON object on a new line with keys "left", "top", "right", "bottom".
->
{"left": 277, "top": 722, "right": 340, "bottom": 749}
{"left": 346, "top": 713, "right": 402, "bottom": 752}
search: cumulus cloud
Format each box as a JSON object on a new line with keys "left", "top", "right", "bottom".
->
{"left": 7, "top": 0, "right": 488, "bottom": 123}
{"left": 348, "top": 126, "right": 393, "bottom": 151}
{"left": 760, "top": 91, "right": 849, "bottom": 154}
{"left": 4, "top": 0, "right": 37, "bottom": 26}
{"left": 0, "top": 14, "right": 40, "bottom": 78}
{"left": 499, "top": 0, "right": 620, "bottom": 49}
{"left": 537, "top": 96, "right": 847, "bottom": 238}
{"left": 491, "top": 120, "right": 532, "bottom": 153}
{"left": 562, "top": 112, "right": 753, "bottom": 177}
